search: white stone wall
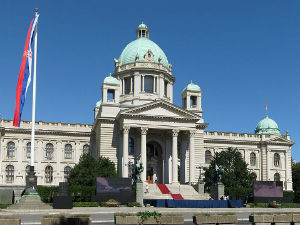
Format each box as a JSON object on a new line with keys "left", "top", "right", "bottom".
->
{"left": 0, "top": 119, "right": 92, "bottom": 187}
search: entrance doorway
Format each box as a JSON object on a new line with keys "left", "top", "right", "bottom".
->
{"left": 146, "top": 142, "right": 163, "bottom": 184}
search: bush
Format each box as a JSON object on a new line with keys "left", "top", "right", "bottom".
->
{"left": 73, "top": 202, "right": 99, "bottom": 207}
{"left": 127, "top": 202, "right": 140, "bottom": 207}
{"left": 0, "top": 204, "right": 10, "bottom": 209}
{"left": 68, "top": 185, "right": 96, "bottom": 202}
{"left": 37, "top": 186, "right": 59, "bottom": 203}
{"left": 283, "top": 191, "right": 295, "bottom": 202}
{"left": 68, "top": 154, "right": 118, "bottom": 186}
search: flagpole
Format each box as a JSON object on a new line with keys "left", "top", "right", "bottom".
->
{"left": 30, "top": 8, "right": 38, "bottom": 168}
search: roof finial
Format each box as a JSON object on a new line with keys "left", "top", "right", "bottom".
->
{"left": 265, "top": 102, "right": 268, "bottom": 117}
{"left": 190, "top": 80, "right": 193, "bottom": 84}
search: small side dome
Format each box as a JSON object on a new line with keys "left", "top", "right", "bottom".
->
{"left": 104, "top": 74, "right": 119, "bottom": 85}
{"left": 182, "top": 81, "right": 201, "bottom": 93}
{"left": 255, "top": 115, "right": 280, "bottom": 134}
{"left": 95, "top": 99, "right": 102, "bottom": 107}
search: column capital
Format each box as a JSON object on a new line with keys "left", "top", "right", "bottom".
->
{"left": 123, "top": 126, "right": 130, "bottom": 134}
{"left": 189, "top": 130, "right": 196, "bottom": 136}
{"left": 141, "top": 127, "right": 148, "bottom": 135}
{"left": 172, "top": 129, "right": 179, "bottom": 137}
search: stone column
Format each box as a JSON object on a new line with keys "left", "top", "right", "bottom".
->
{"left": 285, "top": 151, "right": 288, "bottom": 190}
{"left": 103, "top": 88, "right": 107, "bottom": 103}
{"left": 172, "top": 129, "right": 179, "bottom": 183}
{"left": 266, "top": 147, "right": 271, "bottom": 180}
{"left": 189, "top": 130, "right": 196, "bottom": 183}
{"left": 187, "top": 94, "right": 191, "bottom": 109}
{"left": 141, "top": 127, "right": 148, "bottom": 182}
{"left": 130, "top": 77, "right": 133, "bottom": 94}
{"left": 142, "top": 76, "right": 145, "bottom": 92}
{"left": 122, "top": 126, "right": 130, "bottom": 178}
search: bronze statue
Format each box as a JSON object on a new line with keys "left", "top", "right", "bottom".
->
{"left": 135, "top": 155, "right": 144, "bottom": 183}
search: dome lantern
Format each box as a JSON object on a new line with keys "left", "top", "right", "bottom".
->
{"left": 136, "top": 22, "right": 149, "bottom": 39}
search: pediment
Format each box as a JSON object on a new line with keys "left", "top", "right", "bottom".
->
{"left": 118, "top": 100, "right": 200, "bottom": 120}
{"left": 266, "top": 136, "right": 294, "bottom": 145}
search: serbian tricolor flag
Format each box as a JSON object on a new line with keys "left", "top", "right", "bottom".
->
{"left": 13, "top": 15, "right": 39, "bottom": 127}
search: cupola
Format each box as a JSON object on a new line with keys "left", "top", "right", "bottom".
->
{"left": 181, "top": 81, "right": 202, "bottom": 115}
{"left": 102, "top": 74, "right": 120, "bottom": 104}
{"left": 136, "top": 22, "right": 149, "bottom": 39}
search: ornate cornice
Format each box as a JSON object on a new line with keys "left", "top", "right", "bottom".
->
{"left": 204, "top": 138, "right": 293, "bottom": 146}
{"left": 3, "top": 128, "right": 91, "bottom": 137}
{"left": 117, "top": 99, "right": 201, "bottom": 120}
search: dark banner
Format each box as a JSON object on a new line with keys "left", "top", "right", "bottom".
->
{"left": 253, "top": 181, "right": 283, "bottom": 197}
{"left": 96, "top": 177, "right": 132, "bottom": 193}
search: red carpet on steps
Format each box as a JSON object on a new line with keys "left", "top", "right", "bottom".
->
{"left": 171, "top": 194, "right": 184, "bottom": 200}
{"left": 157, "top": 184, "right": 170, "bottom": 194}
{"left": 156, "top": 184, "right": 184, "bottom": 199}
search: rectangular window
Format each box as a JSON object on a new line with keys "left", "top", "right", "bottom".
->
{"left": 144, "top": 76, "right": 154, "bottom": 93}
{"left": 190, "top": 96, "right": 197, "bottom": 107}
{"left": 164, "top": 81, "right": 168, "bottom": 96}
{"left": 124, "top": 77, "right": 131, "bottom": 94}
{"left": 107, "top": 89, "right": 115, "bottom": 102}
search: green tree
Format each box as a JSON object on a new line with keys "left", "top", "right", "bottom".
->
{"left": 68, "top": 153, "right": 118, "bottom": 186}
{"left": 292, "top": 161, "right": 300, "bottom": 202}
{"left": 204, "top": 147, "right": 256, "bottom": 200}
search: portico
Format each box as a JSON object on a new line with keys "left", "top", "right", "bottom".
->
{"left": 117, "top": 100, "right": 207, "bottom": 184}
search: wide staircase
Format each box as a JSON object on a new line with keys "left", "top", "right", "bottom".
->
{"left": 143, "top": 183, "right": 210, "bottom": 200}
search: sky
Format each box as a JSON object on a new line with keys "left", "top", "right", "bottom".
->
{"left": 0, "top": 0, "right": 299, "bottom": 161}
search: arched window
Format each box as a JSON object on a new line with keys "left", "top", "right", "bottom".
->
{"left": 26, "top": 142, "right": 31, "bottom": 158}
{"left": 274, "top": 153, "right": 280, "bottom": 167}
{"left": 6, "top": 165, "right": 14, "bottom": 182}
{"left": 7, "top": 142, "right": 15, "bottom": 157}
{"left": 64, "top": 144, "right": 72, "bottom": 159}
{"left": 64, "top": 166, "right": 71, "bottom": 180}
{"left": 83, "top": 144, "right": 90, "bottom": 154}
{"left": 250, "top": 152, "right": 256, "bottom": 166}
{"left": 274, "top": 172, "right": 280, "bottom": 181}
{"left": 128, "top": 137, "right": 134, "bottom": 155}
{"left": 46, "top": 143, "right": 54, "bottom": 160}
{"left": 205, "top": 150, "right": 212, "bottom": 164}
{"left": 45, "top": 166, "right": 53, "bottom": 183}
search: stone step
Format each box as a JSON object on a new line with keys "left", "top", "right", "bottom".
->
{"left": 143, "top": 183, "right": 210, "bottom": 200}
{"left": 8, "top": 195, "right": 52, "bottom": 210}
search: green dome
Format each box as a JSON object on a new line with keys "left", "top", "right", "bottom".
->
{"left": 104, "top": 74, "right": 119, "bottom": 85}
{"left": 138, "top": 23, "right": 148, "bottom": 28}
{"left": 255, "top": 115, "right": 280, "bottom": 134}
{"left": 119, "top": 38, "right": 169, "bottom": 68}
{"left": 182, "top": 81, "right": 201, "bottom": 93}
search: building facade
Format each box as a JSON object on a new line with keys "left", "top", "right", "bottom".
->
{"left": 0, "top": 23, "right": 294, "bottom": 195}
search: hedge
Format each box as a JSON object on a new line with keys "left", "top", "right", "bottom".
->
{"left": 68, "top": 185, "right": 96, "bottom": 202}
{"left": 37, "top": 186, "right": 59, "bottom": 203}
{"left": 73, "top": 202, "right": 99, "bottom": 207}
{"left": 37, "top": 185, "right": 96, "bottom": 203}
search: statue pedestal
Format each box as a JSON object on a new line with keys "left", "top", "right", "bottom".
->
{"left": 136, "top": 182, "right": 144, "bottom": 207}
{"left": 196, "top": 182, "right": 205, "bottom": 195}
{"left": 210, "top": 183, "right": 224, "bottom": 200}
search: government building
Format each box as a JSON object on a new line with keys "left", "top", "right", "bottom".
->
{"left": 0, "top": 24, "right": 294, "bottom": 199}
